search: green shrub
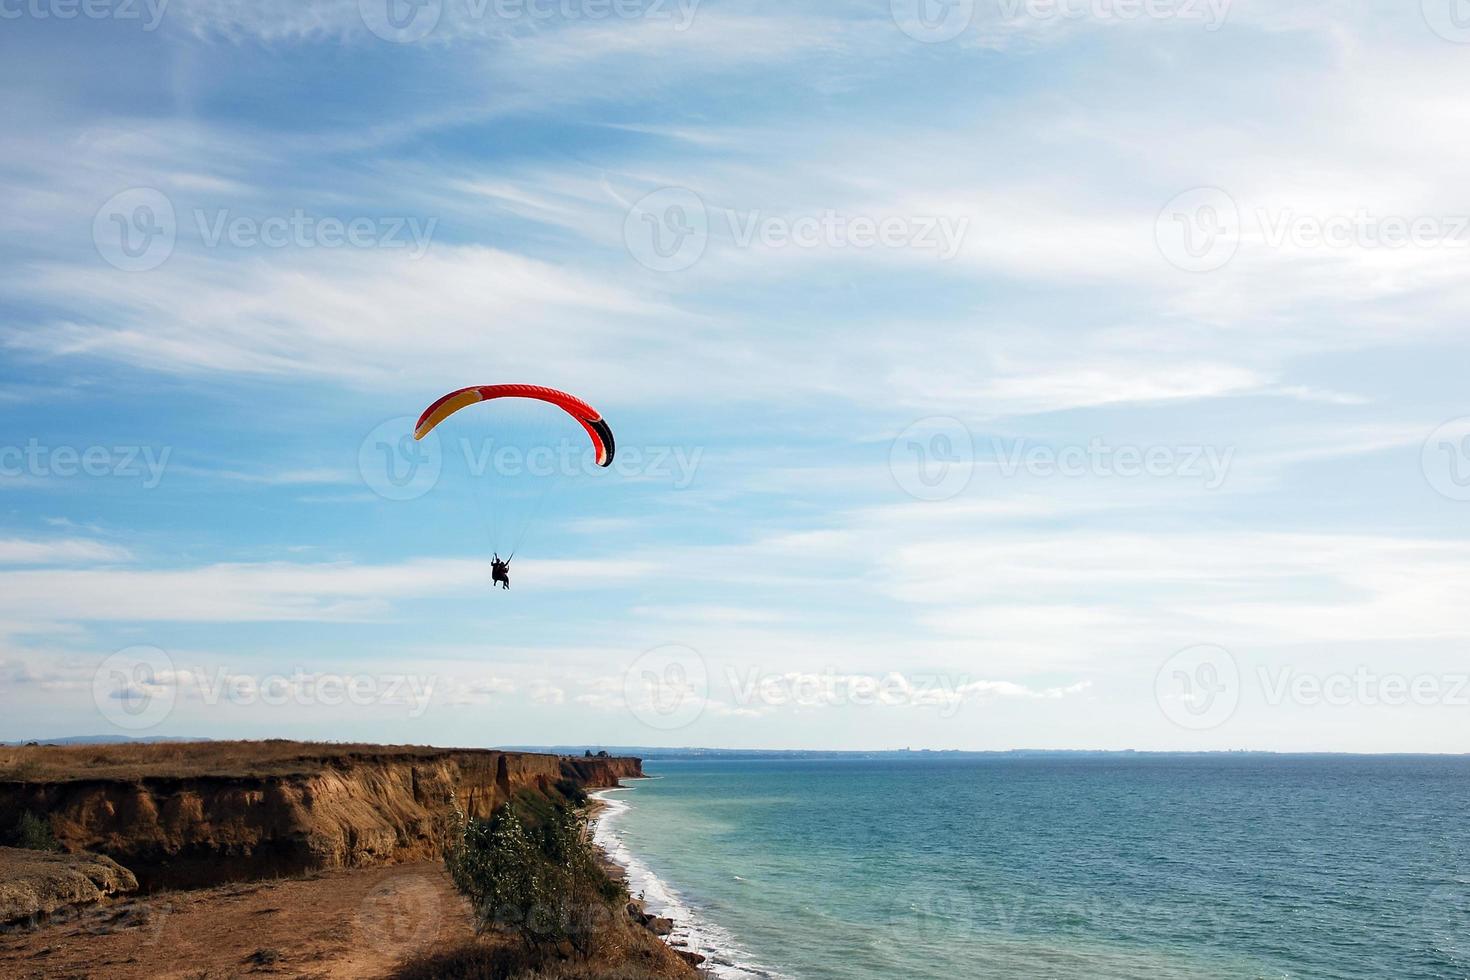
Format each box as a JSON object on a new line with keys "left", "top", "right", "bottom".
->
{"left": 12, "top": 810, "right": 59, "bottom": 851}
{"left": 445, "top": 802, "right": 623, "bottom": 955}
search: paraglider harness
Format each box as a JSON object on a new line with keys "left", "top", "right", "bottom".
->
{"left": 491, "top": 553, "right": 511, "bottom": 590}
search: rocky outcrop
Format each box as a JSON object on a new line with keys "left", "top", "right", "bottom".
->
{"left": 0, "top": 743, "right": 642, "bottom": 890}
{"left": 0, "top": 846, "right": 138, "bottom": 924}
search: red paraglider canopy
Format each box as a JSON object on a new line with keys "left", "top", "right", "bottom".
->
{"left": 413, "top": 384, "right": 615, "bottom": 467}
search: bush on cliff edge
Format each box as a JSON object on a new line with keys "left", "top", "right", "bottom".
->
{"left": 3, "top": 811, "right": 59, "bottom": 851}
{"left": 445, "top": 801, "right": 624, "bottom": 956}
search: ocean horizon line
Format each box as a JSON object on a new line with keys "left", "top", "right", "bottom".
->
{"left": 506, "top": 744, "right": 1470, "bottom": 759}
{"left": 14, "top": 735, "right": 1470, "bottom": 759}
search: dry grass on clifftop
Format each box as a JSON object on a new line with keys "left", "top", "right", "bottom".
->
{"left": 0, "top": 739, "right": 545, "bottom": 782}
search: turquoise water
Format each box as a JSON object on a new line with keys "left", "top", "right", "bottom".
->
{"left": 594, "top": 756, "right": 1470, "bottom": 979}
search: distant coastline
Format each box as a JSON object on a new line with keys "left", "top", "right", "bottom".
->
{"left": 507, "top": 745, "right": 1470, "bottom": 760}
{"left": 12, "top": 736, "right": 1468, "bottom": 757}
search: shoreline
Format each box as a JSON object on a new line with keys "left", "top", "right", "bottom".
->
{"left": 590, "top": 785, "right": 783, "bottom": 980}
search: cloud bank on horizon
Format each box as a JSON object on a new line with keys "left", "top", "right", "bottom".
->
{"left": 2, "top": 0, "right": 1468, "bottom": 752}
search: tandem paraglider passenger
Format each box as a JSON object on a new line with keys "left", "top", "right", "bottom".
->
{"left": 410, "top": 384, "right": 616, "bottom": 593}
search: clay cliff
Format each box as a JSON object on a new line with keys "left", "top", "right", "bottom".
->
{"left": 0, "top": 742, "right": 642, "bottom": 889}
{"left": 561, "top": 754, "right": 644, "bottom": 788}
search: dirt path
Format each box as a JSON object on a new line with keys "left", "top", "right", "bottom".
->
{"left": 0, "top": 861, "right": 477, "bottom": 980}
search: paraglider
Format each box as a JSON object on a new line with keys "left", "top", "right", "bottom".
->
{"left": 414, "top": 384, "right": 615, "bottom": 591}
{"left": 414, "top": 384, "right": 615, "bottom": 466}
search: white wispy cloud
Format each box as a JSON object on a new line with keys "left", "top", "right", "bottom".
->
{"left": 0, "top": 537, "right": 133, "bottom": 566}
{"left": 0, "top": 557, "right": 654, "bottom": 624}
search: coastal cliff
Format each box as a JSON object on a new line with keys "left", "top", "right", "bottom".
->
{"left": 0, "top": 741, "right": 643, "bottom": 889}
{"left": 561, "top": 753, "right": 644, "bottom": 788}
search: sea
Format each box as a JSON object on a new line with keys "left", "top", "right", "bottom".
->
{"left": 592, "top": 755, "right": 1470, "bottom": 980}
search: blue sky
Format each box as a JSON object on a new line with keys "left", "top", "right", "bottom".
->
{"left": 2, "top": 0, "right": 1469, "bottom": 751}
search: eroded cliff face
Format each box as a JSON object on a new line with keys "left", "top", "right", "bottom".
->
{"left": 0, "top": 747, "right": 641, "bottom": 889}
{"left": 561, "top": 755, "right": 644, "bottom": 788}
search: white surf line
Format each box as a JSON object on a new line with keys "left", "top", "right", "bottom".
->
{"left": 589, "top": 787, "right": 787, "bottom": 980}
